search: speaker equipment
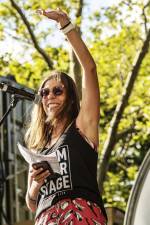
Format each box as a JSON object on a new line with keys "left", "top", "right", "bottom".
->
{"left": 124, "top": 150, "right": 150, "bottom": 225}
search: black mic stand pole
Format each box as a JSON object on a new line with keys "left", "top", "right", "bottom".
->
{"left": 0, "top": 94, "right": 20, "bottom": 225}
{"left": 0, "top": 94, "right": 20, "bottom": 126}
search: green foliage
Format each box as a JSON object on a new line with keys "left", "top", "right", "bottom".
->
{"left": 104, "top": 171, "right": 131, "bottom": 209}
{"left": 87, "top": 1, "right": 150, "bottom": 211}
{"left": 0, "top": 46, "right": 69, "bottom": 89}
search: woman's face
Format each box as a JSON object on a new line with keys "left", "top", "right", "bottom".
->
{"left": 40, "top": 79, "right": 67, "bottom": 118}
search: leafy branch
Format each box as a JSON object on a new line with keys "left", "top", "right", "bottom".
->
{"left": 98, "top": 29, "right": 150, "bottom": 193}
{"left": 9, "top": 0, "right": 53, "bottom": 69}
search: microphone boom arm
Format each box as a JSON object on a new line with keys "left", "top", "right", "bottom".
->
{"left": 0, "top": 82, "right": 35, "bottom": 101}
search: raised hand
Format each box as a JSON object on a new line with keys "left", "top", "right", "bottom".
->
{"left": 36, "top": 8, "right": 69, "bottom": 24}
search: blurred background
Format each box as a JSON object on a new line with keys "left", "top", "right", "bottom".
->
{"left": 0, "top": 0, "right": 150, "bottom": 224}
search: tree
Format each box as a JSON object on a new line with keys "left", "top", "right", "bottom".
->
{"left": 98, "top": 28, "right": 150, "bottom": 193}
{"left": 92, "top": 0, "right": 150, "bottom": 208}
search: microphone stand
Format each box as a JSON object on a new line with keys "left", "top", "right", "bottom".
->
{"left": 0, "top": 94, "right": 20, "bottom": 225}
{"left": 0, "top": 94, "right": 20, "bottom": 126}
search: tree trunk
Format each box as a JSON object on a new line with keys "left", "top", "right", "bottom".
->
{"left": 98, "top": 29, "right": 150, "bottom": 193}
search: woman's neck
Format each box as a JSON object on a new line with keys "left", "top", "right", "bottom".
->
{"left": 44, "top": 118, "right": 68, "bottom": 148}
{"left": 51, "top": 117, "right": 68, "bottom": 139}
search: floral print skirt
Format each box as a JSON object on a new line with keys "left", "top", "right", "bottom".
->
{"left": 35, "top": 198, "right": 107, "bottom": 225}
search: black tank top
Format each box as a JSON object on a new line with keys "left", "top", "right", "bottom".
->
{"left": 35, "top": 121, "right": 107, "bottom": 219}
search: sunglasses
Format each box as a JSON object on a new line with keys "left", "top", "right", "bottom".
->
{"left": 39, "top": 85, "right": 64, "bottom": 98}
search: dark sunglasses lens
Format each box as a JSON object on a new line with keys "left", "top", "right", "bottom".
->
{"left": 53, "top": 86, "right": 63, "bottom": 96}
{"left": 40, "top": 88, "right": 49, "bottom": 97}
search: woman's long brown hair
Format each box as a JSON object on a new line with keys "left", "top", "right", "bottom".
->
{"left": 24, "top": 71, "right": 80, "bottom": 151}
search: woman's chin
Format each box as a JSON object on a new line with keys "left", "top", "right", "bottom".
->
{"left": 47, "top": 107, "right": 57, "bottom": 114}
{"left": 45, "top": 110, "right": 58, "bottom": 123}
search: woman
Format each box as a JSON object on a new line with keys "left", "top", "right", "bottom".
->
{"left": 25, "top": 8, "right": 107, "bottom": 225}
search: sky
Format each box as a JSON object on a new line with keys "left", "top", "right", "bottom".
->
{"left": 87, "top": 0, "right": 119, "bottom": 9}
{"left": 0, "top": 0, "right": 145, "bottom": 63}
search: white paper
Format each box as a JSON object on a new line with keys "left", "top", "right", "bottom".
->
{"left": 17, "top": 142, "right": 60, "bottom": 174}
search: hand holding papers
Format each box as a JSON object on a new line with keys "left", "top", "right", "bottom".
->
{"left": 17, "top": 142, "right": 60, "bottom": 174}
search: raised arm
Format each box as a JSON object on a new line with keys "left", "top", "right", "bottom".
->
{"left": 38, "top": 8, "right": 100, "bottom": 147}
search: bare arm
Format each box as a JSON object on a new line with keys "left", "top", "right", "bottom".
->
{"left": 64, "top": 24, "right": 100, "bottom": 147}
{"left": 26, "top": 165, "right": 50, "bottom": 212}
{"left": 39, "top": 8, "right": 100, "bottom": 147}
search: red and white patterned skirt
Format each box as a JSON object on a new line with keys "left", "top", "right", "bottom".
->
{"left": 35, "top": 198, "right": 107, "bottom": 225}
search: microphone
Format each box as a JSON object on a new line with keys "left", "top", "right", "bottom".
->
{"left": 0, "top": 82, "right": 41, "bottom": 103}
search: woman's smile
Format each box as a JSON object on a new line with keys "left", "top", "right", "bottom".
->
{"left": 47, "top": 102, "right": 60, "bottom": 110}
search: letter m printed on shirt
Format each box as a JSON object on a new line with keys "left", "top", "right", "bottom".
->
{"left": 56, "top": 145, "right": 72, "bottom": 191}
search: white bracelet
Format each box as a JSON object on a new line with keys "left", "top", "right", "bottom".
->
{"left": 61, "top": 23, "right": 75, "bottom": 35}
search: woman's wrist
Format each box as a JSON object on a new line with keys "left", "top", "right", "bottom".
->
{"left": 27, "top": 191, "right": 37, "bottom": 203}
{"left": 60, "top": 21, "right": 71, "bottom": 30}
{"left": 58, "top": 16, "right": 75, "bottom": 35}
{"left": 57, "top": 13, "right": 70, "bottom": 28}
{"left": 27, "top": 182, "right": 40, "bottom": 203}
{"left": 60, "top": 22, "right": 75, "bottom": 35}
